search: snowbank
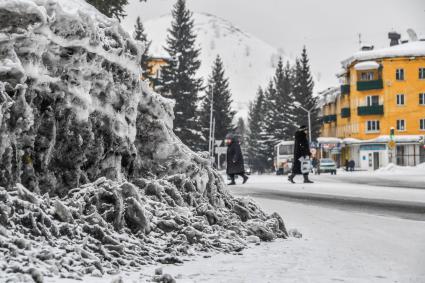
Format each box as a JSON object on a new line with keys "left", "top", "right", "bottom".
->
{"left": 0, "top": 0, "right": 288, "bottom": 281}
{"left": 376, "top": 163, "right": 425, "bottom": 175}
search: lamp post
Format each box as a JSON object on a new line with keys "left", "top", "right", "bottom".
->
{"left": 294, "top": 102, "right": 315, "bottom": 143}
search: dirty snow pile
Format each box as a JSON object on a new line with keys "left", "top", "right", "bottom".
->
{"left": 0, "top": 0, "right": 288, "bottom": 282}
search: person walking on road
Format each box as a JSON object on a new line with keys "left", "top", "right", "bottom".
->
{"left": 288, "top": 125, "right": 313, "bottom": 184}
{"left": 226, "top": 134, "right": 248, "bottom": 185}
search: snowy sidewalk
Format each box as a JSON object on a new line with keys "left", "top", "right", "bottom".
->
{"left": 230, "top": 174, "right": 425, "bottom": 204}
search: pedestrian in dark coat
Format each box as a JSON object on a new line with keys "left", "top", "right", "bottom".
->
{"left": 226, "top": 134, "right": 248, "bottom": 185}
{"left": 349, "top": 159, "right": 355, "bottom": 171}
{"left": 288, "top": 125, "right": 313, "bottom": 183}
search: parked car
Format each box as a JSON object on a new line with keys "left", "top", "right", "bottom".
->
{"left": 318, "top": 158, "right": 337, "bottom": 175}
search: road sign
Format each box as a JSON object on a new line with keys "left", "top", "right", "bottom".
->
{"left": 216, "top": 146, "right": 227, "bottom": 155}
{"left": 388, "top": 140, "right": 396, "bottom": 149}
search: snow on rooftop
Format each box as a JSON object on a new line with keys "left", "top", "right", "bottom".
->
{"left": 317, "top": 87, "right": 340, "bottom": 107}
{"left": 354, "top": 61, "right": 380, "bottom": 71}
{"left": 342, "top": 41, "right": 425, "bottom": 68}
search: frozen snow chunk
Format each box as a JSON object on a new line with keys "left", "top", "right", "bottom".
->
{"left": 0, "top": 0, "right": 47, "bottom": 33}
{"left": 288, "top": 228, "right": 303, "bottom": 238}
{"left": 246, "top": 235, "right": 260, "bottom": 244}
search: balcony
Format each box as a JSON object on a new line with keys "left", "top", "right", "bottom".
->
{"left": 340, "top": 84, "right": 350, "bottom": 95}
{"left": 357, "top": 105, "right": 384, "bottom": 116}
{"left": 341, "top": 107, "right": 351, "bottom": 118}
{"left": 357, "top": 79, "right": 383, "bottom": 91}
{"left": 323, "top": 114, "right": 337, "bottom": 123}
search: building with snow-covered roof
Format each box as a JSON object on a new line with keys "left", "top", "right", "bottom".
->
{"left": 319, "top": 32, "right": 425, "bottom": 170}
{"left": 144, "top": 56, "right": 171, "bottom": 92}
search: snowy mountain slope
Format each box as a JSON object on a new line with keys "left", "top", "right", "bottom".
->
{"left": 144, "top": 13, "right": 289, "bottom": 117}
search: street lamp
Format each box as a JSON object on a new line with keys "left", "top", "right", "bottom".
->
{"left": 294, "top": 102, "right": 315, "bottom": 143}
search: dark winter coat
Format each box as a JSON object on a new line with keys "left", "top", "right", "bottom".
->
{"left": 292, "top": 130, "right": 311, "bottom": 174}
{"left": 226, "top": 138, "right": 245, "bottom": 175}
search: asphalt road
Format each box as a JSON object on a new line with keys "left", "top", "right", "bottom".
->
{"left": 229, "top": 180, "right": 425, "bottom": 221}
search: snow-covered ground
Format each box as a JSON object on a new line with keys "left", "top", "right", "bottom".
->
{"left": 150, "top": 197, "right": 425, "bottom": 283}
{"left": 50, "top": 174, "right": 425, "bottom": 283}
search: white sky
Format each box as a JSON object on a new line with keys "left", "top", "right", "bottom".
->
{"left": 122, "top": 0, "right": 425, "bottom": 91}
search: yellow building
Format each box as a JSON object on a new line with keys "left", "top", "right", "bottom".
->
{"left": 319, "top": 36, "right": 425, "bottom": 170}
{"left": 144, "top": 57, "right": 170, "bottom": 92}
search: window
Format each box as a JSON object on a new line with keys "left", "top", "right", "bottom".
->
{"left": 420, "top": 119, "right": 425, "bottom": 130}
{"left": 361, "top": 71, "right": 374, "bottom": 81}
{"left": 366, "top": 120, "right": 380, "bottom": 132}
{"left": 396, "top": 68, "right": 404, "bottom": 80}
{"left": 419, "top": 68, "right": 425, "bottom": 79}
{"left": 366, "top": 95, "right": 380, "bottom": 106}
{"left": 396, "top": 119, "right": 406, "bottom": 131}
{"left": 396, "top": 94, "right": 405, "bottom": 105}
{"left": 420, "top": 93, "right": 425, "bottom": 105}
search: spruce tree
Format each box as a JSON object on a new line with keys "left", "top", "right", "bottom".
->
{"left": 87, "top": 0, "right": 148, "bottom": 21}
{"left": 262, "top": 80, "right": 278, "bottom": 169}
{"left": 293, "top": 46, "right": 320, "bottom": 140}
{"left": 159, "top": 0, "right": 203, "bottom": 150}
{"left": 265, "top": 57, "right": 296, "bottom": 142}
{"left": 247, "top": 88, "right": 268, "bottom": 173}
{"left": 87, "top": 0, "right": 128, "bottom": 21}
{"left": 279, "top": 60, "right": 297, "bottom": 139}
{"left": 235, "top": 117, "right": 248, "bottom": 166}
{"left": 235, "top": 117, "right": 246, "bottom": 144}
{"left": 200, "top": 55, "right": 235, "bottom": 149}
{"left": 134, "top": 16, "right": 151, "bottom": 81}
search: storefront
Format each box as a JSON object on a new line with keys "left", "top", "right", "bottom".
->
{"left": 318, "top": 135, "right": 425, "bottom": 171}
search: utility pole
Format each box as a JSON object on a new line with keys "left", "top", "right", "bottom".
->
{"left": 212, "top": 117, "right": 216, "bottom": 159}
{"left": 208, "top": 86, "right": 214, "bottom": 158}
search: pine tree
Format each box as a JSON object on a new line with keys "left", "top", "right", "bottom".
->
{"left": 247, "top": 88, "right": 268, "bottom": 173}
{"left": 235, "top": 117, "right": 246, "bottom": 144}
{"left": 262, "top": 80, "right": 278, "bottom": 168}
{"left": 134, "top": 16, "right": 152, "bottom": 81}
{"left": 87, "top": 0, "right": 148, "bottom": 21}
{"left": 200, "top": 55, "right": 235, "bottom": 149}
{"left": 293, "top": 46, "right": 320, "bottom": 140}
{"left": 159, "top": 0, "right": 203, "bottom": 150}
{"left": 235, "top": 117, "right": 248, "bottom": 166}
{"left": 279, "top": 60, "right": 297, "bottom": 139}
{"left": 264, "top": 57, "right": 296, "bottom": 143}
{"left": 87, "top": 0, "right": 128, "bottom": 21}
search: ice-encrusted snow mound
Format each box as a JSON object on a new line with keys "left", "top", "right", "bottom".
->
{"left": 0, "top": 0, "right": 288, "bottom": 281}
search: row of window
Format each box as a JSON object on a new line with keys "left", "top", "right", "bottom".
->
{"left": 366, "top": 119, "right": 425, "bottom": 132}
{"left": 362, "top": 94, "right": 425, "bottom": 106}
{"left": 360, "top": 68, "right": 425, "bottom": 81}
{"left": 395, "top": 68, "right": 425, "bottom": 80}
{"left": 396, "top": 93, "right": 425, "bottom": 105}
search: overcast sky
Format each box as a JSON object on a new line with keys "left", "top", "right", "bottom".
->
{"left": 122, "top": 0, "right": 425, "bottom": 91}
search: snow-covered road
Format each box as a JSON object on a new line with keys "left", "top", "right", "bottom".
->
{"left": 230, "top": 174, "right": 425, "bottom": 221}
